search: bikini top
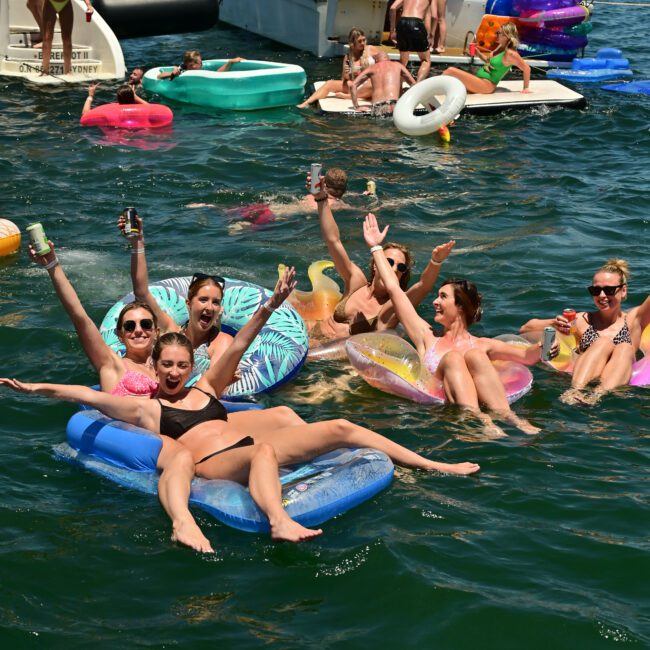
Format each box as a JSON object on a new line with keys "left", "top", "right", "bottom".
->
{"left": 158, "top": 386, "right": 228, "bottom": 440}
{"left": 578, "top": 314, "right": 632, "bottom": 354}
{"left": 346, "top": 53, "right": 375, "bottom": 80}
{"left": 111, "top": 369, "right": 159, "bottom": 398}
{"left": 332, "top": 292, "right": 379, "bottom": 335}
{"left": 423, "top": 333, "right": 477, "bottom": 374}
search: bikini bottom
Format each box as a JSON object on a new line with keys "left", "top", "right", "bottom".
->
{"left": 195, "top": 436, "right": 255, "bottom": 465}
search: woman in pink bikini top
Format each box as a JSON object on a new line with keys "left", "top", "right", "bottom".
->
{"left": 30, "top": 240, "right": 160, "bottom": 397}
{"left": 363, "top": 214, "right": 545, "bottom": 437}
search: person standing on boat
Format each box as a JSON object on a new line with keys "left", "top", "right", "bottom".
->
{"left": 156, "top": 50, "right": 244, "bottom": 80}
{"left": 350, "top": 51, "right": 416, "bottom": 117}
{"left": 389, "top": 0, "right": 434, "bottom": 82}
{"left": 442, "top": 23, "right": 531, "bottom": 94}
{"left": 41, "top": 0, "right": 94, "bottom": 76}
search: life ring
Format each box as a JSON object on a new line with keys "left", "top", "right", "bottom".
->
{"left": 99, "top": 276, "right": 309, "bottom": 398}
{"left": 57, "top": 410, "right": 394, "bottom": 533}
{"left": 80, "top": 103, "right": 174, "bottom": 129}
{"left": 0, "top": 219, "right": 21, "bottom": 257}
{"left": 393, "top": 76, "right": 467, "bottom": 137}
{"left": 346, "top": 332, "right": 533, "bottom": 405}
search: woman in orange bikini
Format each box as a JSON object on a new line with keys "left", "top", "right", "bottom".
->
{"left": 41, "top": 0, "right": 94, "bottom": 76}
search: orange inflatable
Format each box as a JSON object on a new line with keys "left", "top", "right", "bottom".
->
{"left": 0, "top": 219, "right": 21, "bottom": 257}
{"left": 476, "top": 15, "right": 523, "bottom": 51}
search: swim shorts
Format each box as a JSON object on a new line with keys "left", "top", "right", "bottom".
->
{"left": 371, "top": 99, "right": 397, "bottom": 117}
{"left": 396, "top": 17, "right": 429, "bottom": 53}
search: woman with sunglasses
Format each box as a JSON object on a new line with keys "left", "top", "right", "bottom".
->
{"left": 363, "top": 214, "right": 542, "bottom": 436}
{"left": 309, "top": 177, "right": 454, "bottom": 342}
{"left": 29, "top": 241, "right": 159, "bottom": 397}
{"left": 521, "top": 260, "right": 650, "bottom": 405}
{"left": 442, "top": 22, "right": 530, "bottom": 94}
{"left": 1, "top": 267, "right": 480, "bottom": 553}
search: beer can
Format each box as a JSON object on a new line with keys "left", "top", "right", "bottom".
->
{"left": 542, "top": 326, "right": 555, "bottom": 362}
{"left": 468, "top": 41, "right": 477, "bottom": 56}
{"left": 26, "top": 222, "right": 51, "bottom": 255}
{"left": 366, "top": 180, "right": 377, "bottom": 195}
{"left": 310, "top": 163, "right": 322, "bottom": 193}
{"left": 562, "top": 308, "right": 577, "bottom": 324}
{"left": 123, "top": 207, "right": 139, "bottom": 238}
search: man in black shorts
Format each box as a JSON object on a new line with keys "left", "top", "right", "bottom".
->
{"left": 389, "top": 0, "right": 434, "bottom": 82}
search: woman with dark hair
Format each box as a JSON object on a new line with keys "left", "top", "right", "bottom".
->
{"left": 521, "top": 259, "right": 650, "bottom": 405}
{"left": 309, "top": 176, "right": 454, "bottom": 341}
{"left": 363, "top": 214, "right": 543, "bottom": 435}
{"left": 30, "top": 241, "right": 159, "bottom": 397}
{"left": 1, "top": 267, "right": 479, "bottom": 553}
{"left": 442, "top": 22, "right": 530, "bottom": 94}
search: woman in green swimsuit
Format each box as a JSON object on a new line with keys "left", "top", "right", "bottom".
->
{"left": 41, "top": 0, "right": 94, "bottom": 76}
{"left": 442, "top": 22, "right": 531, "bottom": 94}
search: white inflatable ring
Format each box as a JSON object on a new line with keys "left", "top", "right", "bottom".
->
{"left": 393, "top": 76, "right": 467, "bottom": 136}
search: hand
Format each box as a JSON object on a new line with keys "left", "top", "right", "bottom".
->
{"left": 549, "top": 339, "right": 560, "bottom": 360}
{"left": 85, "top": 3, "right": 94, "bottom": 14}
{"left": 0, "top": 378, "right": 34, "bottom": 394}
{"left": 363, "top": 212, "right": 389, "bottom": 248}
{"left": 355, "top": 105, "right": 370, "bottom": 112}
{"left": 553, "top": 314, "right": 571, "bottom": 335}
{"left": 521, "top": 87, "right": 532, "bottom": 94}
{"left": 228, "top": 368, "right": 242, "bottom": 385}
{"left": 87, "top": 82, "right": 99, "bottom": 97}
{"left": 431, "top": 239, "right": 455, "bottom": 264}
{"left": 269, "top": 266, "right": 297, "bottom": 308}
{"left": 229, "top": 57, "right": 244, "bottom": 64}
{"left": 390, "top": 30, "right": 397, "bottom": 45}
{"left": 306, "top": 172, "right": 324, "bottom": 195}
{"left": 29, "top": 241, "right": 56, "bottom": 266}
{"left": 117, "top": 213, "right": 144, "bottom": 239}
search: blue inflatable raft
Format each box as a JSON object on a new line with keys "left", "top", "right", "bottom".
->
{"left": 602, "top": 80, "right": 650, "bottom": 96}
{"left": 99, "top": 276, "right": 309, "bottom": 399}
{"left": 56, "top": 409, "right": 394, "bottom": 532}
{"left": 547, "top": 48, "right": 633, "bottom": 82}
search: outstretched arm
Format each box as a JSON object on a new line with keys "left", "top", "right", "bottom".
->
{"left": 350, "top": 68, "right": 372, "bottom": 110}
{"left": 117, "top": 213, "right": 176, "bottom": 333}
{"left": 389, "top": 0, "right": 404, "bottom": 43}
{"left": 0, "top": 378, "right": 158, "bottom": 432}
{"left": 198, "top": 267, "right": 297, "bottom": 397}
{"left": 483, "top": 337, "right": 543, "bottom": 366}
{"left": 507, "top": 49, "right": 531, "bottom": 92}
{"left": 313, "top": 179, "right": 367, "bottom": 294}
{"left": 520, "top": 315, "right": 571, "bottom": 336}
{"left": 363, "top": 214, "right": 431, "bottom": 353}
{"left": 29, "top": 243, "right": 116, "bottom": 374}
{"left": 632, "top": 294, "right": 650, "bottom": 331}
{"left": 81, "top": 82, "right": 99, "bottom": 117}
{"left": 400, "top": 64, "right": 417, "bottom": 88}
{"left": 217, "top": 57, "right": 244, "bottom": 72}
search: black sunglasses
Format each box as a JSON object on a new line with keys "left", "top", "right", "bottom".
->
{"left": 587, "top": 284, "right": 624, "bottom": 297}
{"left": 190, "top": 273, "right": 226, "bottom": 291}
{"left": 123, "top": 318, "right": 154, "bottom": 332}
{"left": 387, "top": 257, "right": 408, "bottom": 273}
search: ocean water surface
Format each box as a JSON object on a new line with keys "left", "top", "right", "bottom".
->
{"left": 1, "top": 6, "right": 649, "bottom": 647}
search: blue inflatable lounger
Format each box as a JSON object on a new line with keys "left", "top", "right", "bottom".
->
{"left": 547, "top": 48, "right": 633, "bottom": 82}
{"left": 602, "top": 80, "right": 650, "bottom": 96}
{"left": 55, "top": 409, "right": 395, "bottom": 533}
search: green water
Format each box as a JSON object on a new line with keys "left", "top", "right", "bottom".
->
{"left": 1, "top": 8, "right": 649, "bottom": 648}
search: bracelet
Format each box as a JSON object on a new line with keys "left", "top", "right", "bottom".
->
{"left": 430, "top": 258, "right": 442, "bottom": 266}
{"left": 369, "top": 245, "right": 383, "bottom": 253}
{"left": 131, "top": 247, "right": 145, "bottom": 255}
{"left": 314, "top": 194, "right": 328, "bottom": 203}
{"left": 262, "top": 300, "right": 276, "bottom": 313}
{"left": 43, "top": 257, "right": 59, "bottom": 271}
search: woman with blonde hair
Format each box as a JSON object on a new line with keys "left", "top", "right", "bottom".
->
{"left": 297, "top": 28, "right": 378, "bottom": 109}
{"left": 521, "top": 259, "right": 650, "bottom": 405}
{"left": 442, "top": 22, "right": 530, "bottom": 94}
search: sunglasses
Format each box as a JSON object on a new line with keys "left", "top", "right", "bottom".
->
{"left": 123, "top": 318, "right": 154, "bottom": 332}
{"left": 190, "top": 273, "right": 226, "bottom": 291}
{"left": 387, "top": 257, "right": 408, "bottom": 273}
{"left": 587, "top": 284, "right": 625, "bottom": 296}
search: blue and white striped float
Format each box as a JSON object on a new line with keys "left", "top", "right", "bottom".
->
{"left": 55, "top": 409, "right": 394, "bottom": 533}
{"left": 99, "top": 276, "right": 309, "bottom": 398}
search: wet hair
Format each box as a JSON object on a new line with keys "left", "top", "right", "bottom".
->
{"left": 116, "top": 84, "right": 136, "bottom": 104}
{"left": 151, "top": 332, "right": 194, "bottom": 366}
{"left": 324, "top": 168, "right": 348, "bottom": 199}
{"left": 597, "top": 259, "right": 630, "bottom": 285}
{"left": 369, "top": 242, "right": 413, "bottom": 291}
{"left": 347, "top": 27, "right": 370, "bottom": 69}
{"left": 183, "top": 49, "right": 202, "bottom": 66}
{"left": 500, "top": 22, "right": 520, "bottom": 50}
{"left": 187, "top": 276, "right": 225, "bottom": 302}
{"left": 441, "top": 278, "right": 483, "bottom": 325}
{"left": 116, "top": 301, "right": 158, "bottom": 331}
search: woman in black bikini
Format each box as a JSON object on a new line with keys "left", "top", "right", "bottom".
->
{"left": 1, "top": 267, "right": 479, "bottom": 554}
{"left": 310, "top": 176, "right": 455, "bottom": 342}
{"left": 521, "top": 259, "right": 650, "bottom": 405}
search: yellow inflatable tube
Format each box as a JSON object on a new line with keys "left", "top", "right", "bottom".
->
{"left": 0, "top": 219, "right": 21, "bottom": 257}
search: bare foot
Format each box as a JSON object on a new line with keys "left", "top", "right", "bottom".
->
{"left": 505, "top": 413, "right": 541, "bottom": 435}
{"left": 574, "top": 388, "right": 604, "bottom": 406}
{"left": 172, "top": 519, "right": 214, "bottom": 553}
{"left": 428, "top": 461, "right": 481, "bottom": 475}
{"left": 476, "top": 411, "right": 508, "bottom": 439}
{"left": 270, "top": 517, "right": 323, "bottom": 542}
{"left": 435, "top": 47, "right": 446, "bottom": 54}
{"left": 560, "top": 387, "right": 585, "bottom": 406}
{"left": 296, "top": 102, "right": 309, "bottom": 109}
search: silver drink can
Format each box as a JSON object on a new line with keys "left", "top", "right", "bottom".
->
{"left": 310, "top": 163, "right": 322, "bottom": 193}
{"left": 123, "top": 207, "right": 139, "bottom": 238}
{"left": 542, "top": 326, "right": 555, "bottom": 362}
{"left": 26, "top": 222, "right": 51, "bottom": 255}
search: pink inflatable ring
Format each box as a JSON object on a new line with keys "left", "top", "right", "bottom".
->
{"left": 80, "top": 103, "right": 173, "bottom": 129}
